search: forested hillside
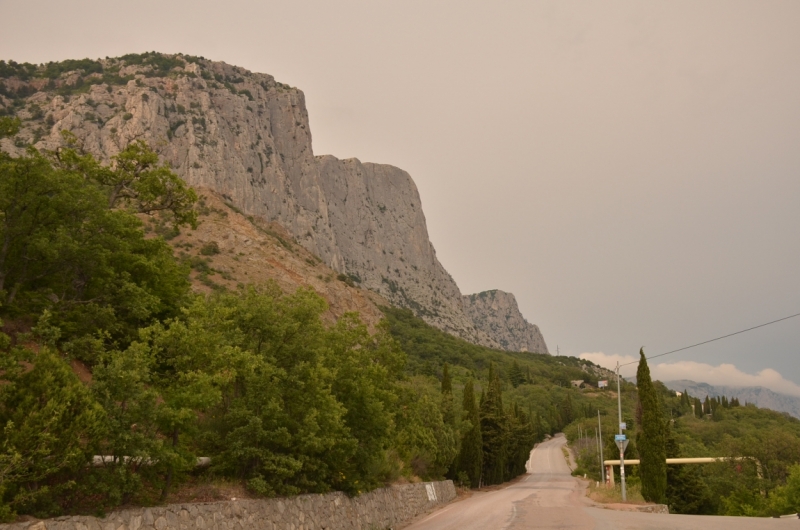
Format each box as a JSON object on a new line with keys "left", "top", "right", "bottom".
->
{"left": 0, "top": 117, "right": 560, "bottom": 520}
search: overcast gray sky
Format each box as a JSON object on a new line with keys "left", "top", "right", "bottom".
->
{"left": 2, "top": 0, "right": 799, "bottom": 391}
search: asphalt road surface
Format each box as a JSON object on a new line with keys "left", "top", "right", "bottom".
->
{"left": 404, "top": 434, "right": 797, "bottom": 530}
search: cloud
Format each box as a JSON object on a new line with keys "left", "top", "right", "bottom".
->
{"left": 579, "top": 352, "right": 800, "bottom": 398}
{"left": 579, "top": 352, "right": 637, "bottom": 371}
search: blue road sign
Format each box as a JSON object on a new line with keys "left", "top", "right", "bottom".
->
{"left": 615, "top": 434, "right": 627, "bottom": 441}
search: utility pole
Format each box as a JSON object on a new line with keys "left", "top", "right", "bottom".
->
{"left": 598, "top": 410, "right": 604, "bottom": 484}
{"left": 616, "top": 362, "right": 627, "bottom": 501}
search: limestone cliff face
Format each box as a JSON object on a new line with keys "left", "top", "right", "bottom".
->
{"left": 463, "top": 290, "right": 549, "bottom": 353}
{"left": 316, "top": 156, "right": 497, "bottom": 345}
{"left": 0, "top": 53, "right": 544, "bottom": 351}
{"left": 7, "top": 59, "right": 343, "bottom": 271}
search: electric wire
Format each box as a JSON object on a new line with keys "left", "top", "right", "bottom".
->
{"left": 619, "top": 311, "right": 800, "bottom": 368}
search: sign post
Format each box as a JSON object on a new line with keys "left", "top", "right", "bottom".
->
{"left": 598, "top": 410, "right": 604, "bottom": 484}
{"left": 616, "top": 363, "right": 627, "bottom": 502}
{"left": 615, "top": 434, "right": 629, "bottom": 500}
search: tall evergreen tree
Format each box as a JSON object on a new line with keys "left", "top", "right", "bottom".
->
{"left": 532, "top": 410, "right": 543, "bottom": 441}
{"left": 506, "top": 403, "right": 535, "bottom": 478}
{"left": 441, "top": 363, "right": 455, "bottom": 426}
{"left": 455, "top": 379, "right": 483, "bottom": 487}
{"left": 441, "top": 363, "right": 452, "bottom": 394}
{"left": 636, "top": 348, "right": 667, "bottom": 503}
{"left": 508, "top": 361, "right": 525, "bottom": 388}
{"left": 559, "top": 393, "right": 575, "bottom": 425}
{"left": 480, "top": 364, "right": 509, "bottom": 485}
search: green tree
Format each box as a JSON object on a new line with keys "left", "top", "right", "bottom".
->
{"left": 90, "top": 341, "right": 166, "bottom": 506}
{"left": 481, "top": 364, "right": 509, "bottom": 485}
{"left": 508, "top": 360, "right": 525, "bottom": 388}
{"left": 441, "top": 363, "right": 455, "bottom": 427}
{"left": 0, "top": 145, "right": 191, "bottom": 353}
{"left": 665, "top": 422, "right": 713, "bottom": 514}
{"left": 158, "top": 286, "right": 355, "bottom": 497}
{"left": 0, "top": 117, "right": 20, "bottom": 139}
{"left": 0, "top": 345, "right": 105, "bottom": 519}
{"left": 395, "top": 376, "right": 457, "bottom": 480}
{"left": 325, "top": 314, "right": 405, "bottom": 491}
{"left": 455, "top": 379, "right": 483, "bottom": 487}
{"left": 559, "top": 393, "right": 575, "bottom": 425}
{"left": 133, "top": 304, "right": 239, "bottom": 500}
{"left": 56, "top": 136, "right": 198, "bottom": 227}
{"left": 506, "top": 403, "right": 534, "bottom": 478}
{"left": 636, "top": 348, "right": 667, "bottom": 503}
{"left": 768, "top": 464, "right": 800, "bottom": 516}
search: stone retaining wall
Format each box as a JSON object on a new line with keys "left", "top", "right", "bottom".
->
{"left": 1, "top": 481, "right": 455, "bottom": 530}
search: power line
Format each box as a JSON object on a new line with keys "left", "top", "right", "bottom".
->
{"left": 619, "top": 311, "right": 800, "bottom": 368}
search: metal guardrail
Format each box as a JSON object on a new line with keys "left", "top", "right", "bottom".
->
{"left": 602, "top": 457, "right": 763, "bottom": 487}
{"left": 603, "top": 457, "right": 740, "bottom": 466}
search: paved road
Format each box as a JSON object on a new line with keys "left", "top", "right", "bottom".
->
{"left": 405, "top": 434, "right": 797, "bottom": 530}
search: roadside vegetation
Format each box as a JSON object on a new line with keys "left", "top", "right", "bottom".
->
{"left": 565, "top": 351, "right": 800, "bottom": 517}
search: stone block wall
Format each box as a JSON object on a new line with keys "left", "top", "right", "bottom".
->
{"left": 1, "top": 481, "right": 455, "bottom": 530}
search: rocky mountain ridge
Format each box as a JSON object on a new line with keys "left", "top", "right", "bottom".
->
{"left": 664, "top": 379, "right": 800, "bottom": 419}
{"left": 0, "top": 53, "right": 548, "bottom": 352}
{"left": 463, "top": 290, "right": 548, "bottom": 353}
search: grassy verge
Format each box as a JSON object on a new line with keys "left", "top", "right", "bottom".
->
{"left": 587, "top": 482, "right": 646, "bottom": 505}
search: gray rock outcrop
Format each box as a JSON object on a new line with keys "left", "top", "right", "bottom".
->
{"left": 316, "top": 155, "right": 497, "bottom": 345}
{"left": 463, "top": 290, "right": 549, "bottom": 353}
{"left": 0, "top": 53, "right": 546, "bottom": 351}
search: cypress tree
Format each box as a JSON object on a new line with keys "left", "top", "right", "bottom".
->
{"left": 441, "top": 363, "right": 452, "bottom": 394}
{"left": 480, "top": 364, "right": 509, "bottom": 485}
{"left": 559, "top": 393, "right": 575, "bottom": 425}
{"left": 636, "top": 348, "right": 667, "bottom": 503}
{"left": 508, "top": 361, "right": 524, "bottom": 388}
{"left": 548, "top": 404, "right": 562, "bottom": 433}
{"left": 532, "top": 410, "right": 543, "bottom": 441}
{"left": 441, "top": 363, "right": 455, "bottom": 426}
{"left": 456, "top": 379, "right": 483, "bottom": 487}
{"left": 507, "top": 402, "right": 534, "bottom": 478}
{"left": 693, "top": 397, "right": 702, "bottom": 418}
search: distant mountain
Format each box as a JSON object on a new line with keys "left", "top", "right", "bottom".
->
{"left": 664, "top": 380, "right": 800, "bottom": 420}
